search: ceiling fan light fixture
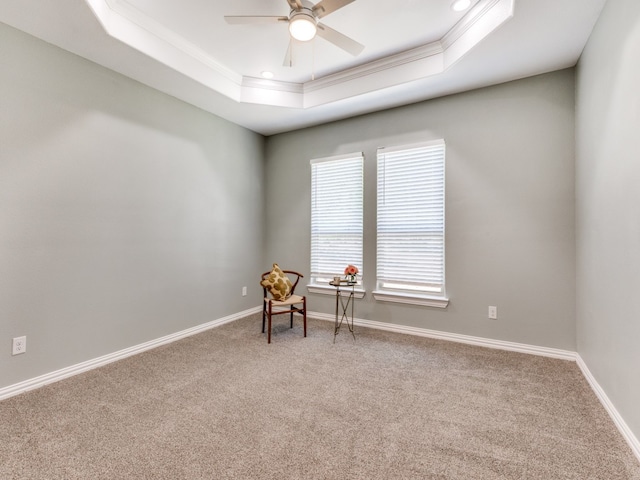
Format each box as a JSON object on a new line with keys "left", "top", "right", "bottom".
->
{"left": 289, "top": 12, "right": 317, "bottom": 41}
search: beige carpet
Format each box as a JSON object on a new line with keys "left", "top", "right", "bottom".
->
{"left": 1, "top": 314, "right": 639, "bottom": 479}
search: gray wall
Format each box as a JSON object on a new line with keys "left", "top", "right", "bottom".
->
{"left": 0, "top": 24, "right": 265, "bottom": 389}
{"left": 576, "top": 0, "right": 640, "bottom": 441}
{"left": 265, "top": 69, "right": 576, "bottom": 350}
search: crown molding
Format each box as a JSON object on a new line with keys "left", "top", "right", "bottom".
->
{"left": 442, "top": 0, "right": 502, "bottom": 50}
{"left": 106, "top": 0, "right": 241, "bottom": 83}
{"left": 84, "top": 0, "right": 514, "bottom": 110}
{"left": 242, "top": 77, "right": 304, "bottom": 94}
{"left": 85, "top": 0, "right": 243, "bottom": 101}
{"left": 241, "top": 77, "right": 304, "bottom": 108}
{"left": 443, "top": 0, "right": 514, "bottom": 69}
{"left": 304, "top": 42, "right": 445, "bottom": 93}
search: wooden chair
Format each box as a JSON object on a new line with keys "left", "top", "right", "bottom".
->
{"left": 261, "top": 269, "right": 307, "bottom": 343}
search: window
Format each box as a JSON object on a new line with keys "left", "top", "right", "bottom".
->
{"left": 309, "top": 153, "right": 363, "bottom": 289}
{"left": 374, "top": 140, "right": 448, "bottom": 307}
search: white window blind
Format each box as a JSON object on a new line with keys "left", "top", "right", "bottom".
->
{"left": 377, "top": 140, "right": 445, "bottom": 295}
{"left": 310, "top": 153, "right": 363, "bottom": 284}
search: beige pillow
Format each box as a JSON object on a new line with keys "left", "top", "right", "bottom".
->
{"left": 261, "top": 263, "right": 293, "bottom": 301}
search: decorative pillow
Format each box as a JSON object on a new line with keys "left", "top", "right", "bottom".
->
{"left": 260, "top": 263, "right": 293, "bottom": 301}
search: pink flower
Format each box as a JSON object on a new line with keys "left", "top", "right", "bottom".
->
{"left": 344, "top": 264, "right": 359, "bottom": 276}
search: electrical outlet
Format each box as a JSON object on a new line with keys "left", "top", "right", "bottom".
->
{"left": 12, "top": 336, "right": 26, "bottom": 355}
{"left": 242, "top": 286, "right": 247, "bottom": 297}
{"left": 488, "top": 306, "right": 497, "bottom": 320}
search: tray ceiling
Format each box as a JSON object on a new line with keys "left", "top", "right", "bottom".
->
{"left": 0, "top": 0, "right": 607, "bottom": 135}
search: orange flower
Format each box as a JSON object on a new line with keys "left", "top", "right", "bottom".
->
{"left": 344, "top": 264, "right": 359, "bottom": 276}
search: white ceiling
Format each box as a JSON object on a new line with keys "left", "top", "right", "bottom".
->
{"left": 0, "top": 0, "right": 607, "bottom": 136}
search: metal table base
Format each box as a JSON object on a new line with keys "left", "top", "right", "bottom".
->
{"left": 330, "top": 281, "right": 356, "bottom": 342}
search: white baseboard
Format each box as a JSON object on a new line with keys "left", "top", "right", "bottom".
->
{"left": 308, "top": 310, "right": 576, "bottom": 360}
{"left": 576, "top": 355, "right": 640, "bottom": 463}
{"left": 0, "top": 306, "right": 261, "bottom": 402}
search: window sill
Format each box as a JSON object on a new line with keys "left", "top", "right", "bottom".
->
{"left": 307, "top": 284, "right": 366, "bottom": 299}
{"left": 372, "top": 290, "right": 449, "bottom": 308}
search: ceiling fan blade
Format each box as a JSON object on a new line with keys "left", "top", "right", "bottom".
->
{"left": 312, "top": 0, "right": 356, "bottom": 19}
{"left": 286, "top": 0, "right": 303, "bottom": 11}
{"left": 316, "top": 23, "right": 364, "bottom": 56}
{"left": 224, "top": 16, "right": 288, "bottom": 25}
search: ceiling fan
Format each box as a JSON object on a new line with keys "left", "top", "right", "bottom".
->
{"left": 224, "top": 0, "right": 365, "bottom": 66}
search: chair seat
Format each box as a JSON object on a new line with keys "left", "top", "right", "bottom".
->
{"left": 265, "top": 294, "right": 304, "bottom": 307}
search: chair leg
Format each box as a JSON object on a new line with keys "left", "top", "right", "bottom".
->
{"left": 290, "top": 311, "right": 294, "bottom": 329}
{"left": 303, "top": 297, "right": 307, "bottom": 338}
{"left": 268, "top": 301, "right": 272, "bottom": 344}
{"left": 262, "top": 300, "right": 266, "bottom": 333}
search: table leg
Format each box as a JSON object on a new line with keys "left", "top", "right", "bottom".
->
{"left": 334, "top": 286, "right": 340, "bottom": 342}
{"left": 334, "top": 286, "right": 356, "bottom": 342}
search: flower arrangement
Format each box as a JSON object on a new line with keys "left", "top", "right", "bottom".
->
{"left": 344, "top": 264, "right": 359, "bottom": 283}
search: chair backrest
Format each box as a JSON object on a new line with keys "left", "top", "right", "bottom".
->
{"left": 260, "top": 270, "right": 304, "bottom": 298}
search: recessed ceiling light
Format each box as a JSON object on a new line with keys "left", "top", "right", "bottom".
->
{"left": 451, "top": 0, "right": 471, "bottom": 12}
{"left": 261, "top": 71, "right": 274, "bottom": 79}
